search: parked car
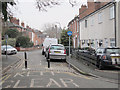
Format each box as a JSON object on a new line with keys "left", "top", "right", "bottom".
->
{"left": 1, "top": 45, "right": 17, "bottom": 55}
{"left": 95, "top": 47, "right": 120, "bottom": 70}
{"left": 45, "top": 44, "right": 66, "bottom": 61}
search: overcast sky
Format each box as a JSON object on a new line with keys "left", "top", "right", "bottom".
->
{"left": 10, "top": 0, "right": 87, "bottom": 31}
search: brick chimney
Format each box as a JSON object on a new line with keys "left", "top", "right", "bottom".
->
{"left": 87, "top": 0, "right": 96, "bottom": 14}
{"left": 79, "top": 5, "right": 87, "bottom": 14}
{"left": 94, "top": 1, "right": 101, "bottom": 10}
{"left": 21, "top": 22, "right": 25, "bottom": 27}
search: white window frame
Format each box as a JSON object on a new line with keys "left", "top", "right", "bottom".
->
{"left": 110, "top": 5, "right": 115, "bottom": 19}
{"left": 110, "top": 38, "right": 115, "bottom": 47}
{"left": 98, "top": 12, "right": 102, "bottom": 23}
{"left": 91, "top": 17, "right": 94, "bottom": 26}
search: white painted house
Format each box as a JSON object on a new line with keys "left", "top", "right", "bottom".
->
{"left": 79, "top": 2, "right": 118, "bottom": 49}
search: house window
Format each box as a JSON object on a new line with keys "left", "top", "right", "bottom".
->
{"left": 98, "top": 12, "right": 102, "bottom": 23}
{"left": 91, "top": 17, "right": 94, "bottom": 26}
{"left": 85, "top": 20, "right": 87, "bottom": 28}
{"left": 110, "top": 38, "right": 115, "bottom": 47}
{"left": 110, "top": 6, "right": 115, "bottom": 19}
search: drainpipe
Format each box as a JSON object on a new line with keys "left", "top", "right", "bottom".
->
{"left": 113, "top": 2, "right": 117, "bottom": 47}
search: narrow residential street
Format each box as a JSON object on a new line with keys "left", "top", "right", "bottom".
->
{"left": 1, "top": 49, "right": 118, "bottom": 88}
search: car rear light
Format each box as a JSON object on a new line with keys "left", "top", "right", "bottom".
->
{"left": 49, "top": 48, "right": 51, "bottom": 53}
{"left": 103, "top": 55, "right": 107, "bottom": 59}
{"left": 64, "top": 49, "right": 66, "bottom": 54}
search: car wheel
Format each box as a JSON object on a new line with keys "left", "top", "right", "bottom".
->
{"left": 98, "top": 61, "right": 104, "bottom": 70}
{"left": 63, "top": 59, "right": 66, "bottom": 62}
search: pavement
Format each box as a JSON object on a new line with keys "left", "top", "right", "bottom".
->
{"left": 66, "top": 56, "right": 119, "bottom": 82}
{"left": 2, "top": 54, "right": 23, "bottom": 75}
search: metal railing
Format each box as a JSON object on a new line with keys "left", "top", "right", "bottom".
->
{"left": 71, "top": 48, "right": 97, "bottom": 66}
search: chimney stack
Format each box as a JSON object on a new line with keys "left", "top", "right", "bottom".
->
{"left": 21, "top": 22, "right": 25, "bottom": 27}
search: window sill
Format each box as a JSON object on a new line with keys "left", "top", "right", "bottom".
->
{"left": 98, "top": 22, "right": 103, "bottom": 24}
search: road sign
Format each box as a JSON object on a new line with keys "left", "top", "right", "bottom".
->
{"left": 67, "top": 31, "right": 72, "bottom": 69}
{"left": 67, "top": 31, "right": 72, "bottom": 36}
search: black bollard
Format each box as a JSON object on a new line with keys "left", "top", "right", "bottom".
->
{"left": 25, "top": 60, "right": 27, "bottom": 69}
{"left": 24, "top": 52, "right": 27, "bottom": 69}
{"left": 48, "top": 59, "right": 50, "bottom": 68}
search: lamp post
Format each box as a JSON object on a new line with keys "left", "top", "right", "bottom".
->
{"left": 55, "top": 25, "right": 57, "bottom": 39}
{"left": 54, "top": 22, "right": 62, "bottom": 43}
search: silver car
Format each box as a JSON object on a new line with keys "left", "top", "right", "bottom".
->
{"left": 1, "top": 45, "right": 17, "bottom": 55}
{"left": 46, "top": 44, "right": 66, "bottom": 61}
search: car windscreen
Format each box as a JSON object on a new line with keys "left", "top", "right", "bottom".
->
{"left": 106, "top": 48, "right": 120, "bottom": 54}
{"left": 50, "top": 45, "right": 64, "bottom": 50}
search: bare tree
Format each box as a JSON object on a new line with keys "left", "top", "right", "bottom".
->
{"left": 42, "top": 23, "right": 62, "bottom": 39}
{"left": 36, "top": 0, "right": 78, "bottom": 11}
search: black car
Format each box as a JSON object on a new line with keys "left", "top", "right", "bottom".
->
{"left": 95, "top": 47, "right": 120, "bottom": 70}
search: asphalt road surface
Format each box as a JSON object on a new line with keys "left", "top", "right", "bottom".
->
{"left": 1, "top": 49, "right": 118, "bottom": 88}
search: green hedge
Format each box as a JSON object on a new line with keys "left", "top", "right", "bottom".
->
{"left": 16, "top": 36, "right": 34, "bottom": 48}
{"left": 2, "top": 38, "right": 16, "bottom": 47}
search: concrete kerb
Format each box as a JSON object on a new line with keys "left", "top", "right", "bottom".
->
{"left": 66, "top": 59, "right": 98, "bottom": 78}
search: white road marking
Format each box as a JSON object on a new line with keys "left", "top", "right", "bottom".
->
{"left": 51, "top": 71, "right": 55, "bottom": 76}
{"left": 11, "top": 80, "right": 14, "bottom": 83}
{"left": 13, "top": 80, "right": 27, "bottom": 88}
{"left": 40, "top": 72, "right": 43, "bottom": 76}
{"left": 40, "top": 63, "right": 41, "bottom": 66}
{"left": 60, "top": 78, "right": 68, "bottom": 87}
{"left": 5, "top": 85, "right": 11, "bottom": 88}
{"left": 60, "top": 78, "right": 79, "bottom": 88}
{"left": 46, "top": 78, "right": 61, "bottom": 87}
{"left": 30, "top": 79, "right": 44, "bottom": 88}
{"left": 27, "top": 72, "right": 30, "bottom": 76}
{"left": 57, "top": 71, "right": 60, "bottom": 73}
{"left": 30, "top": 79, "right": 34, "bottom": 88}
{"left": 14, "top": 73, "right": 24, "bottom": 77}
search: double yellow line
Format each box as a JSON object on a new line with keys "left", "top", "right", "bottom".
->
{"left": 0, "top": 74, "right": 11, "bottom": 85}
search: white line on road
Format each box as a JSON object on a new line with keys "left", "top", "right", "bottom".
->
{"left": 51, "top": 71, "right": 55, "bottom": 76}
{"left": 40, "top": 63, "right": 41, "bottom": 66}
{"left": 60, "top": 78, "right": 79, "bottom": 88}
{"left": 14, "top": 73, "right": 24, "bottom": 77}
{"left": 40, "top": 71, "right": 43, "bottom": 76}
{"left": 46, "top": 78, "right": 61, "bottom": 87}
{"left": 27, "top": 71, "right": 30, "bottom": 76}
{"left": 30, "top": 79, "right": 44, "bottom": 88}
{"left": 5, "top": 85, "right": 11, "bottom": 88}
{"left": 13, "top": 80, "right": 27, "bottom": 88}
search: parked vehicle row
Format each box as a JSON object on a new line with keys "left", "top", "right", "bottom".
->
{"left": 72, "top": 46, "right": 120, "bottom": 70}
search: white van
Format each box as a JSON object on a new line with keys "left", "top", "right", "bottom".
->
{"left": 42, "top": 37, "right": 58, "bottom": 55}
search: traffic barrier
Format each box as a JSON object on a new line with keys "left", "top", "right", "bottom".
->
{"left": 71, "top": 48, "right": 97, "bottom": 66}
